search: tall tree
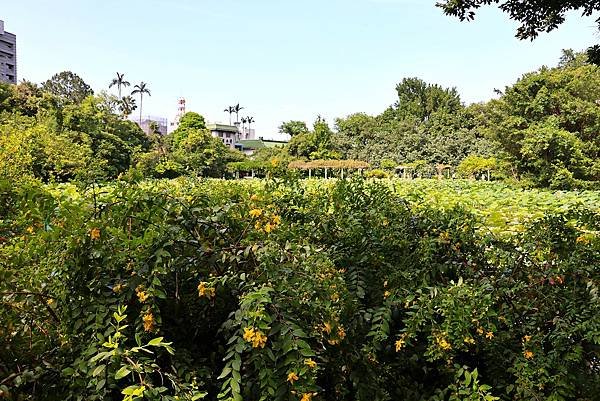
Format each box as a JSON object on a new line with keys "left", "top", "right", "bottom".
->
{"left": 224, "top": 106, "right": 235, "bottom": 125}
{"left": 109, "top": 72, "right": 130, "bottom": 98}
{"left": 119, "top": 95, "right": 137, "bottom": 117}
{"left": 233, "top": 103, "right": 244, "bottom": 123}
{"left": 131, "top": 82, "right": 151, "bottom": 126}
{"left": 279, "top": 120, "right": 308, "bottom": 137}
{"left": 246, "top": 116, "right": 255, "bottom": 137}
{"left": 42, "top": 71, "right": 93, "bottom": 105}
{"left": 393, "top": 77, "right": 462, "bottom": 122}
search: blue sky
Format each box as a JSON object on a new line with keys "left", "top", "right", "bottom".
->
{"left": 3, "top": 0, "right": 599, "bottom": 138}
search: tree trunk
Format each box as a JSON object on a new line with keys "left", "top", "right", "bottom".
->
{"left": 139, "top": 95, "right": 143, "bottom": 126}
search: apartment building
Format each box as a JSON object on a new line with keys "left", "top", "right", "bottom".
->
{"left": 0, "top": 20, "right": 17, "bottom": 84}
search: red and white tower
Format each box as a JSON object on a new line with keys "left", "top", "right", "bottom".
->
{"left": 169, "top": 97, "right": 186, "bottom": 133}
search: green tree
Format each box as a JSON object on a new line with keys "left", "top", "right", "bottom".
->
{"left": 392, "top": 77, "right": 462, "bottom": 122}
{"left": 109, "top": 72, "right": 130, "bottom": 99}
{"left": 42, "top": 71, "right": 93, "bottom": 105}
{"left": 131, "top": 82, "right": 151, "bottom": 126}
{"left": 224, "top": 105, "right": 235, "bottom": 125}
{"left": 288, "top": 117, "right": 340, "bottom": 160}
{"left": 437, "top": 0, "right": 600, "bottom": 39}
{"left": 279, "top": 120, "right": 309, "bottom": 137}
{"left": 119, "top": 95, "right": 137, "bottom": 117}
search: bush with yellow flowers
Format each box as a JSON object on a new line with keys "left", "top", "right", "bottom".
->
{"left": 1, "top": 176, "right": 600, "bottom": 401}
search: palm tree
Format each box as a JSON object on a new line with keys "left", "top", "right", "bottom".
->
{"left": 241, "top": 117, "right": 248, "bottom": 137}
{"left": 131, "top": 82, "right": 151, "bottom": 126}
{"left": 119, "top": 96, "right": 137, "bottom": 117}
{"left": 224, "top": 106, "right": 235, "bottom": 125}
{"left": 109, "top": 72, "right": 130, "bottom": 98}
{"left": 233, "top": 103, "right": 244, "bottom": 123}
{"left": 246, "top": 116, "right": 255, "bottom": 138}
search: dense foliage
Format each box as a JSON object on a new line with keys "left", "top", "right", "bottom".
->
{"left": 2, "top": 177, "right": 599, "bottom": 401}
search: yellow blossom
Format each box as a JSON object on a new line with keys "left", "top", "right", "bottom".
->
{"left": 486, "top": 331, "right": 494, "bottom": 340}
{"left": 523, "top": 335, "right": 532, "bottom": 343}
{"left": 300, "top": 393, "right": 314, "bottom": 401}
{"left": 463, "top": 337, "right": 475, "bottom": 345}
{"left": 264, "top": 222, "right": 273, "bottom": 233}
{"left": 476, "top": 327, "right": 484, "bottom": 335}
{"left": 272, "top": 215, "right": 282, "bottom": 225}
{"left": 113, "top": 284, "right": 124, "bottom": 294}
{"left": 304, "top": 358, "right": 317, "bottom": 369}
{"left": 524, "top": 350, "right": 534, "bottom": 359}
{"left": 435, "top": 334, "right": 452, "bottom": 351}
{"left": 198, "top": 282, "right": 216, "bottom": 299}
{"left": 143, "top": 312, "right": 155, "bottom": 332}
{"left": 395, "top": 338, "right": 406, "bottom": 352}
{"left": 249, "top": 209, "right": 263, "bottom": 218}
{"left": 254, "top": 221, "right": 262, "bottom": 231}
{"left": 251, "top": 330, "right": 268, "bottom": 348}
{"left": 287, "top": 372, "right": 299, "bottom": 384}
{"left": 383, "top": 290, "right": 391, "bottom": 299}
{"left": 136, "top": 286, "right": 149, "bottom": 303}
{"left": 337, "top": 327, "right": 346, "bottom": 340}
{"left": 331, "top": 292, "right": 340, "bottom": 302}
{"left": 26, "top": 226, "right": 35, "bottom": 234}
{"left": 322, "top": 322, "right": 332, "bottom": 334}
{"left": 243, "top": 327, "right": 255, "bottom": 342}
{"left": 90, "top": 227, "right": 101, "bottom": 240}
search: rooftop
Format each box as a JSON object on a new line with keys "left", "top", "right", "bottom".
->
{"left": 207, "top": 123, "right": 238, "bottom": 133}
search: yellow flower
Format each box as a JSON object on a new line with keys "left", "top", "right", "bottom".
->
{"left": 435, "top": 334, "right": 452, "bottom": 351}
{"left": 463, "top": 337, "right": 475, "bottom": 345}
{"left": 254, "top": 221, "right": 262, "bottom": 231}
{"left": 251, "top": 330, "right": 268, "bottom": 348}
{"left": 243, "top": 327, "right": 255, "bottom": 342}
{"left": 337, "top": 327, "right": 346, "bottom": 340}
{"left": 264, "top": 222, "right": 273, "bottom": 233}
{"left": 524, "top": 350, "right": 534, "bottom": 359}
{"left": 287, "top": 372, "right": 299, "bottom": 384}
{"left": 322, "top": 322, "right": 332, "bottom": 334}
{"left": 272, "top": 215, "right": 282, "bottom": 225}
{"left": 331, "top": 292, "right": 340, "bottom": 302}
{"left": 383, "top": 290, "right": 391, "bottom": 299}
{"left": 395, "top": 338, "right": 406, "bottom": 352}
{"left": 271, "top": 158, "right": 280, "bottom": 167}
{"left": 486, "top": 331, "right": 494, "bottom": 340}
{"left": 523, "top": 335, "right": 532, "bottom": 343}
{"left": 300, "top": 393, "right": 314, "bottom": 401}
{"left": 249, "top": 209, "right": 263, "bottom": 218}
{"left": 476, "top": 327, "right": 484, "bottom": 335}
{"left": 576, "top": 235, "right": 590, "bottom": 244}
{"left": 198, "top": 282, "right": 216, "bottom": 299}
{"left": 136, "top": 286, "right": 149, "bottom": 303}
{"left": 113, "top": 283, "right": 124, "bottom": 294}
{"left": 90, "top": 227, "right": 101, "bottom": 240}
{"left": 143, "top": 312, "right": 155, "bottom": 332}
{"left": 304, "top": 358, "right": 317, "bottom": 369}
{"left": 26, "top": 226, "right": 35, "bottom": 234}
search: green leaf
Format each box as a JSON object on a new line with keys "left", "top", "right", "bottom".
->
{"left": 148, "top": 337, "right": 164, "bottom": 346}
{"left": 92, "top": 364, "right": 105, "bottom": 377}
{"left": 114, "top": 366, "right": 131, "bottom": 380}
